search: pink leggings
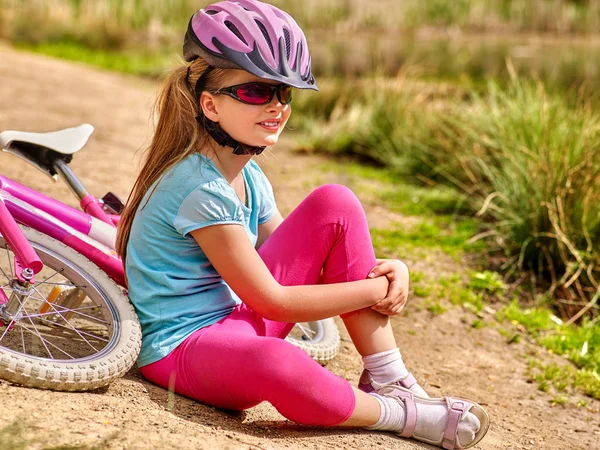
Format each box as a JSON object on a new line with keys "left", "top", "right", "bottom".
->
{"left": 140, "top": 184, "right": 378, "bottom": 426}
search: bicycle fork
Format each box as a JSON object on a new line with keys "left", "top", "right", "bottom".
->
{"left": 0, "top": 196, "right": 41, "bottom": 324}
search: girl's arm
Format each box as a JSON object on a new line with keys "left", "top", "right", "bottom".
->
{"left": 256, "top": 208, "right": 284, "bottom": 249}
{"left": 191, "top": 224, "right": 388, "bottom": 323}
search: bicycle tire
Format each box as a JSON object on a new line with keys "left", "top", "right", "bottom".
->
{"left": 0, "top": 226, "right": 141, "bottom": 391}
{"left": 285, "top": 318, "right": 340, "bottom": 365}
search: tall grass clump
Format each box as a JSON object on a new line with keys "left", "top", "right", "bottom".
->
{"left": 434, "top": 71, "right": 600, "bottom": 321}
{"left": 290, "top": 76, "right": 459, "bottom": 180}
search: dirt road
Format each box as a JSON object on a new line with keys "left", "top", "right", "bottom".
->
{"left": 1, "top": 45, "right": 598, "bottom": 450}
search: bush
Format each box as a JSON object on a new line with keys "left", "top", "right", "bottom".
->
{"left": 434, "top": 75, "right": 600, "bottom": 319}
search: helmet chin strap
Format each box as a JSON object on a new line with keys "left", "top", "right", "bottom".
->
{"left": 196, "top": 114, "right": 266, "bottom": 156}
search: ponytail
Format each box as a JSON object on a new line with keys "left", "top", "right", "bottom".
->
{"left": 116, "top": 59, "right": 230, "bottom": 263}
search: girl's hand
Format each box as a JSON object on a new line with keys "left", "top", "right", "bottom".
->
{"left": 368, "top": 259, "right": 409, "bottom": 316}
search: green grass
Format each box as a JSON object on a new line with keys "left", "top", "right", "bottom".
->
{"left": 426, "top": 301, "right": 448, "bottom": 316}
{"left": 528, "top": 359, "right": 600, "bottom": 400}
{"left": 14, "top": 41, "right": 175, "bottom": 78}
{"left": 468, "top": 271, "right": 508, "bottom": 296}
{"left": 410, "top": 268, "right": 600, "bottom": 399}
{"left": 498, "top": 300, "right": 600, "bottom": 398}
{"left": 471, "top": 318, "right": 486, "bottom": 329}
{"left": 372, "top": 217, "right": 485, "bottom": 261}
{"left": 314, "top": 159, "right": 473, "bottom": 217}
{"left": 379, "top": 184, "right": 472, "bottom": 217}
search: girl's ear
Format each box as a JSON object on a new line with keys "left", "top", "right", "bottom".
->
{"left": 200, "top": 92, "right": 219, "bottom": 122}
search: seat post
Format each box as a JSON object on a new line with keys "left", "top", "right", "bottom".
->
{"left": 52, "top": 159, "right": 88, "bottom": 200}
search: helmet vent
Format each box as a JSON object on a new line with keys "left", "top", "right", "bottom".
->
{"left": 283, "top": 28, "right": 291, "bottom": 59}
{"left": 225, "top": 20, "right": 248, "bottom": 45}
{"left": 255, "top": 20, "right": 274, "bottom": 57}
{"left": 205, "top": 9, "right": 219, "bottom": 15}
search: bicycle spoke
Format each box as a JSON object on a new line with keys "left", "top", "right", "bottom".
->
{"left": 0, "top": 265, "right": 11, "bottom": 283}
{"left": 20, "top": 294, "right": 54, "bottom": 359}
{"left": 35, "top": 281, "right": 89, "bottom": 289}
{"left": 20, "top": 322, "right": 25, "bottom": 354}
{"left": 0, "top": 288, "right": 31, "bottom": 343}
{"left": 15, "top": 322, "right": 74, "bottom": 359}
{"left": 0, "top": 233, "right": 125, "bottom": 368}
{"left": 5, "top": 246, "right": 14, "bottom": 278}
{"left": 35, "top": 317, "right": 109, "bottom": 343}
{"left": 297, "top": 323, "right": 316, "bottom": 338}
{"left": 27, "top": 305, "right": 108, "bottom": 324}
{"left": 1, "top": 286, "right": 49, "bottom": 309}
{"left": 32, "top": 286, "right": 100, "bottom": 353}
{"left": 36, "top": 268, "right": 65, "bottom": 286}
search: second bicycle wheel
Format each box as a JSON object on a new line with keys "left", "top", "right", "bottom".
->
{"left": 0, "top": 226, "right": 141, "bottom": 391}
{"left": 285, "top": 318, "right": 340, "bottom": 365}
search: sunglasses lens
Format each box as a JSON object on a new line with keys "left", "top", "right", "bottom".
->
{"left": 278, "top": 85, "right": 293, "bottom": 104}
{"left": 236, "top": 83, "right": 273, "bottom": 104}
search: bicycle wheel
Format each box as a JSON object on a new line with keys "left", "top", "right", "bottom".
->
{"left": 285, "top": 318, "right": 340, "bottom": 365}
{"left": 0, "top": 226, "right": 141, "bottom": 391}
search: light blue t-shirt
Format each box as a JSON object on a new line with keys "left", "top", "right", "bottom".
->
{"left": 125, "top": 153, "right": 276, "bottom": 367}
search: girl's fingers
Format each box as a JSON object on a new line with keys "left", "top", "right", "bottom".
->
{"left": 372, "top": 298, "right": 393, "bottom": 311}
{"left": 387, "top": 280, "right": 402, "bottom": 303}
{"left": 391, "top": 302, "right": 404, "bottom": 314}
{"left": 368, "top": 261, "right": 394, "bottom": 279}
{"left": 373, "top": 291, "right": 407, "bottom": 315}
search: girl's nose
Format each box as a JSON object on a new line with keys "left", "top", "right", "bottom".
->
{"left": 266, "top": 97, "right": 286, "bottom": 112}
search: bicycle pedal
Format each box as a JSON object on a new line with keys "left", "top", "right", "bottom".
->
{"left": 40, "top": 286, "right": 86, "bottom": 322}
{"left": 39, "top": 286, "right": 63, "bottom": 314}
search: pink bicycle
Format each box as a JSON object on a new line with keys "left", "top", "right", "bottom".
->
{"left": 0, "top": 124, "right": 141, "bottom": 391}
{"left": 0, "top": 124, "right": 340, "bottom": 391}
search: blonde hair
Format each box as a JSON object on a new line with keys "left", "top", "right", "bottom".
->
{"left": 115, "top": 58, "right": 232, "bottom": 262}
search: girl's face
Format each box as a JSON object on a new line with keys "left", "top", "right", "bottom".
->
{"left": 202, "top": 70, "right": 292, "bottom": 148}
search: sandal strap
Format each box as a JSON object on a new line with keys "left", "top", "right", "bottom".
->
{"left": 388, "top": 389, "right": 418, "bottom": 438}
{"left": 442, "top": 398, "right": 471, "bottom": 450}
{"left": 399, "top": 372, "right": 417, "bottom": 389}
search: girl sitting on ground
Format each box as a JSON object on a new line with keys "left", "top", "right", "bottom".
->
{"left": 116, "top": 1, "right": 490, "bottom": 448}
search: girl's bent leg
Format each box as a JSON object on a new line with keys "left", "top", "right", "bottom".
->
{"left": 257, "top": 184, "right": 379, "bottom": 338}
{"left": 140, "top": 319, "right": 356, "bottom": 427}
{"left": 258, "top": 184, "right": 398, "bottom": 357}
{"left": 257, "top": 184, "right": 427, "bottom": 399}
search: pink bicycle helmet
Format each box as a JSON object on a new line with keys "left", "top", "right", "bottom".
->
{"left": 183, "top": 0, "right": 317, "bottom": 91}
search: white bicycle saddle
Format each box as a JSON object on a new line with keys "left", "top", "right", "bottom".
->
{"left": 0, "top": 124, "right": 94, "bottom": 155}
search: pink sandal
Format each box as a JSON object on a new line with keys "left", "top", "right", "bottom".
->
{"left": 358, "top": 368, "right": 420, "bottom": 392}
{"left": 378, "top": 386, "right": 490, "bottom": 449}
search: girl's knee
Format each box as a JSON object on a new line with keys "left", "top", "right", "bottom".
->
{"left": 306, "top": 184, "right": 364, "bottom": 219}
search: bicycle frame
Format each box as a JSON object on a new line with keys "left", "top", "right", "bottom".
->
{"left": 0, "top": 175, "right": 125, "bottom": 287}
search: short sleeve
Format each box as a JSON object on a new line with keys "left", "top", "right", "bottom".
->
{"left": 251, "top": 161, "right": 276, "bottom": 224}
{"left": 173, "top": 180, "right": 244, "bottom": 236}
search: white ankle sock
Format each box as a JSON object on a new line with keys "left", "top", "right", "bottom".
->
{"left": 366, "top": 393, "right": 480, "bottom": 447}
{"left": 363, "top": 349, "right": 407, "bottom": 382}
{"left": 362, "top": 348, "right": 429, "bottom": 398}
{"left": 365, "top": 393, "right": 405, "bottom": 431}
